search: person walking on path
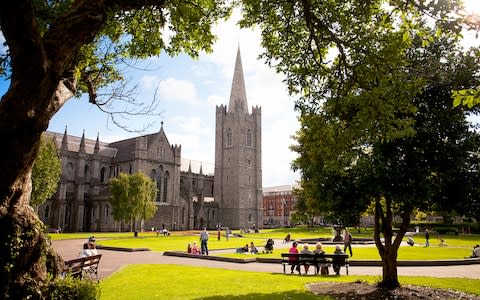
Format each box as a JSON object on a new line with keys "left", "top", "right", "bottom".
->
{"left": 425, "top": 229, "right": 430, "bottom": 247}
{"left": 200, "top": 227, "right": 209, "bottom": 255}
{"left": 343, "top": 229, "right": 353, "bottom": 257}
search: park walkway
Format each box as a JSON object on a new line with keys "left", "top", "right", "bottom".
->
{"left": 52, "top": 239, "right": 480, "bottom": 280}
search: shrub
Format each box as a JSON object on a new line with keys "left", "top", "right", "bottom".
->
{"left": 45, "top": 275, "right": 100, "bottom": 300}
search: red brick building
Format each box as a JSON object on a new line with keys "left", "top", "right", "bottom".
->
{"left": 263, "top": 185, "right": 298, "bottom": 227}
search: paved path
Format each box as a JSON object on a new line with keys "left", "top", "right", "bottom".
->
{"left": 52, "top": 239, "right": 480, "bottom": 280}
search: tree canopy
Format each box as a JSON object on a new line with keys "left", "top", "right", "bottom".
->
{"left": 109, "top": 172, "right": 157, "bottom": 232}
{"left": 240, "top": 0, "right": 480, "bottom": 289}
{"left": 0, "top": 1, "right": 230, "bottom": 297}
{"left": 30, "top": 134, "right": 61, "bottom": 208}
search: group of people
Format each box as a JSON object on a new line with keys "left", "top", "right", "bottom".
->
{"left": 187, "top": 228, "right": 210, "bottom": 255}
{"left": 288, "top": 241, "right": 345, "bottom": 275}
{"left": 78, "top": 236, "right": 98, "bottom": 258}
{"left": 236, "top": 242, "right": 259, "bottom": 254}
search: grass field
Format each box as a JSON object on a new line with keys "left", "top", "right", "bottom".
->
{"left": 50, "top": 228, "right": 479, "bottom": 260}
{"left": 99, "top": 264, "right": 480, "bottom": 299}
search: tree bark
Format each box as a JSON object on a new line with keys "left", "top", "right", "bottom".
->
{"left": 373, "top": 197, "right": 411, "bottom": 289}
{"left": 0, "top": 1, "right": 167, "bottom": 297}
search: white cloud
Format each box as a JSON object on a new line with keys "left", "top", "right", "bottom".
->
{"left": 140, "top": 75, "right": 161, "bottom": 90}
{"left": 168, "top": 115, "right": 210, "bottom": 135}
{"left": 207, "top": 95, "right": 226, "bottom": 107}
{"left": 157, "top": 78, "right": 199, "bottom": 104}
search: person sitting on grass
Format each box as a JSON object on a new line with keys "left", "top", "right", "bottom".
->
{"left": 192, "top": 242, "right": 200, "bottom": 254}
{"left": 469, "top": 244, "right": 480, "bottom": 258}
{"left": 263, "top": 238, "right": 274, "bottom": 253}
{"left": 236, "top": 244, "right": 249, "bottom": 253}
{"left": 250, "top": 241, "right": 258, "bottom": 254}
{"left": 438, "top": 239, "right": 447, "bottom": 247}
{"left": 406, "top": 236, "right": 415, "bottom": 246}
{"left": 284, "top": 233, "right": 291, "bottom": 243}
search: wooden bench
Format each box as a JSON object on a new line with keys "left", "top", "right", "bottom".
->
{"left": 281, "top": 253, "right": 349, "bottom": 275}
{"left": 62, "top": 254, "right": 102, "bottom": 280}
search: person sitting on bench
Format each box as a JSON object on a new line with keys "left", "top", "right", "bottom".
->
{"left": 332, "top": 245, "right": 345, "bottom": 275}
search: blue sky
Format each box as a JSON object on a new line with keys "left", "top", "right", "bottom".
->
{"left": 1, "top": 3, "right": 480, "bottom": 187}
{"left": 0, "top": 10, "right": 301, "bottom": 187}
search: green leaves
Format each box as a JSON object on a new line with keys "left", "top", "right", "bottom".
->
{"left": 31, "top": 135, "right": 61, "bottom": 207}
{"left": 452, "top": 88, "right": 480, "bottom": 108}
{"left": 109, "top": 172, "right": 157, "bottom": 227}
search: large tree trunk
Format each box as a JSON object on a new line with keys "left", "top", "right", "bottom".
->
{"left": 373, "top": 197, "right": 411, "bottom": 289}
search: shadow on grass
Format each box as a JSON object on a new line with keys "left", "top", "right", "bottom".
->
{"left": 195, "top": 290, "right": 333, "bottom": 300}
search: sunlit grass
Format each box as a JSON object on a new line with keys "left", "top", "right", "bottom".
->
{"left": 49, "top": 228, "right": 479, "bottom": 258}
{"left": 219, "top": 244, "right": 472, "bottom": 260}
{"left": 99, "top": 264, "right": 480, "bottom": 300}
{"left": 97, "top": 234, "right": 268, "bottom": 252}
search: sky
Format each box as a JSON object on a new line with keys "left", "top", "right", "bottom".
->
{"left": 1, "top": 2, "right": 480, "bottom": 188}
{"left": 40, "top": 10, "right": 302, "bottom": 188}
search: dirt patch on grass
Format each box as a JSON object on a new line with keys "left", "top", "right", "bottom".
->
{"left": 307, "top": 280, "right": 480, "bottom": 299}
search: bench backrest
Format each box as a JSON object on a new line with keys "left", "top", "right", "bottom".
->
{"left": 63, "top": 254, "right": 102, "bottom": 277}
{"left": 281, "top": 253, "right": 348, "bottom": 264}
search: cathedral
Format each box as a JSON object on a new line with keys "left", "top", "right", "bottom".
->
{"left": 38, "top": 48, "right": 263, "bottom": 232}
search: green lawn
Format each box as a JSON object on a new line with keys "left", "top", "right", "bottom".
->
{"left": 99, "top": 264, "right": 480, "bottom": 299}
{"left": 97, "top": 234, "right": 268, "bottom": 252}
{"left": 219, "top": 244, "right": 472, "bottom": 260}
{"left": 50, "top": 229, "right": 479, "bottom": 259}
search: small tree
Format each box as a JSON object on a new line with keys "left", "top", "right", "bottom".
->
{"left": 109, "top": 172, "right": 157, "bottom": 231}
{"left": 30, "top": 134, "right": 61, "bottom": 208}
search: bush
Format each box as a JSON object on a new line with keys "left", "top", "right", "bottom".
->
{"left": 45, "top": 275, "right": 100, "bottom": 300}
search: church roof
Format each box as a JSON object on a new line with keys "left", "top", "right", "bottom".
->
{"left": 228, "top": 46, "right": 249, "bottom": 114}
{"left": 180, "top": 158, "right": 214, "bottom": 176}
{"left": 47, "top": 131, "right": 118, "bottom": 158}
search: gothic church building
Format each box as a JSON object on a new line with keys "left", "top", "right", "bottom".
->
{"left": 38, "top": 49, "right": 263, "bottom": 232}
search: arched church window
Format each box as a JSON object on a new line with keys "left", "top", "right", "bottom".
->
{"left": 246, "top": 129, "right": 252, "bottom": 147}
{"left": 100, "top": 167, "right": 106, "bottom": 183}
{"left": 84, "top": 165, "right": 90, "bottom": 182}
{"left": 66, "top": 162, "right": 74, "bottom": 181}
{"left": 226, "top": 128, "right": 232, "bottom": 147}
{"left": 163, "top": 171, "right": 169, "bottom": 202}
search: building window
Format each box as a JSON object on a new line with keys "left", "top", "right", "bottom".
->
{"left": 84, "top": 165, "right": 90, "bottom": 182}
{"left": 66, "top": 162, "right": 74, "bottom": 181}
{"left": 100, "top": 167, "right": 106, "bottom": 183}
{"left": 226, "top": 128, "right": 232, "bottom": 147}
{"left": 45, "top": 205, "right": 49, "bottom": 219}
{"left": 182, "top": 207, "right": 186, "bottom": 225}
{"left": 105, "top": 204, "right": 109, "bottom": 217}
{"left": 246, "top": 129, "right": 252, "bottom": 147}
{"left": 163, "top": 171, "right": 169, "bottom": 202}
{"left": 248, "top": 214, "right": 252, "bottom": 222}
{"left": 129, "top": 164, "right": 132, "bottom": 174}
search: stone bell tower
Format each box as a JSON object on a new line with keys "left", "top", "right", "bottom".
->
{"left": 214, "top": 47, "right": 263, "bottom": 229}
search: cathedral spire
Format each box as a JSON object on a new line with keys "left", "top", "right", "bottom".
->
{"left": 94, "top": 132, "right": 100, "bottom": 154}
{"left": 228, "top": 46, "right": 248, "bottom": 114}
{"left": 79, "top": 130, "right": 86, "bottom": 153}
{"left": 61, "top": 126, "right": 68, "bottom": 150}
